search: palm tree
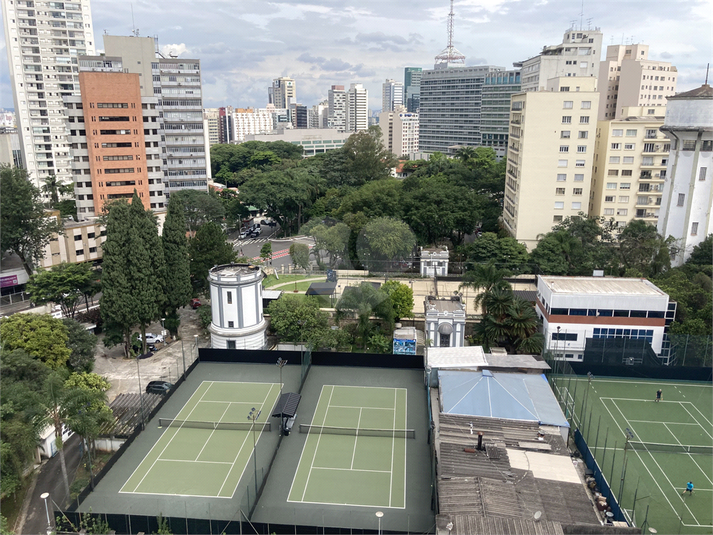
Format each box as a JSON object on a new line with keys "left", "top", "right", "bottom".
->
{"left": 455, "top": 146, "right": 477, "bottom": 166}
{"left": 335, "top": 282, "right": 394, "bottom": 348}
{"left": 506, "top": 298, "right": 539, "bottom": 340}
{"left": 460, "top": 263, "right": 511, "bottom": 316}
{"left": 41, "top": 174, "right": 73, "bottom": 207}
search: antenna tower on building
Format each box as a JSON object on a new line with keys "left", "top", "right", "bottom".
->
{"left": 434, "top": 0, "right": 466, "bottom": 68}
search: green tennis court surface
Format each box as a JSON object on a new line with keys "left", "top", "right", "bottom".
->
{"left": 120, "top": 381, "right": 280, "bottom": 498}
{"left": 288, "top": 385, "right": 408, "bottom": 508}
{"left": 562, "top": 377, "right": 712, "bottom": 534}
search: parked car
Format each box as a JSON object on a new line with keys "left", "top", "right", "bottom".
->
{"left": 146, "top": 381, "right": 173, "bottom": 395}
{"left": 139, "top": 332, "right": 164, "bottom": 344}
{"left": 190, "top": 298, "right": 202, "bottom": 309}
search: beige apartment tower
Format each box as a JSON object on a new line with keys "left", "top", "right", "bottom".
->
{"left": 503, "top": 77, "right": 599, "bottom": 250}
{"left": 598, "top": 44, "right": 677, "bottom": 120}
{"left": 589, "top": 107, "right": 669, "bottom": 227}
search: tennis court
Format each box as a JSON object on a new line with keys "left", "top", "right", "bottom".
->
{"left": 288, "top": 385, "right": 409, "bottom": 508}
{"left": 120, "top": 380, "right": 280, "bottom": 498}
{"left": 561, "top": 377, "right": 712, "bottom": 534}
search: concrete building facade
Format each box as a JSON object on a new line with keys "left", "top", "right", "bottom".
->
{"left": 269, "top": 77, "right": 296, "bottom": 109}
{"left": 382, "top": 79, "right": 404, "bottom": 113}
{"left": 378, "top": 106, "right": 419, "bottom": 157}
{"left": 203, "top": 108, "right": 221, "bottom": 146}
{"left": 231, "top": 107, "right": 282, "bottom": 142}
{"left": 327, "top": 85, "right": 346, "bottom": 132}
{"left": 346, "top": 83, "right": 368, "bottom": 132}
{"left": 404, "top": 67, "right": 422, "bottom": 112}
{"left": 2, "top": 0, "right": 95, "bottom": 189}
{"left": 244, "top": 128, "right": 351, "bottom": 156}
{"left": 309, "top": 101, "right": 328, "bottom": 128}
{"left": 657, "top": 84, "right": 713, "bottom": 265}
{"left": 425, "top": 296, "right": 466, "bottom": 348}
{"left": 598, "top": 44, "right": 677, "bottom": 120}
{"left": 481, "top": 69, "right": 522, "bottom": 158}
{"left": 590, "top": 107, "right": 669, "bottom": 227}
{"left": 517, "top": 26, "right": 602, "bottom": 93}
{"left": 0, "top": 127, "right": 23, "bottom": 168}
{"left": 503, "top": 77, "right": 599, "bottom": 250}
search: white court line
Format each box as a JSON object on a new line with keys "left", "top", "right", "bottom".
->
{"left": 194, "top": 403, "right": 231, "bottom": 461}
{"left": 579, "top": 378, "right": 712, "bottom": 388}
{"left": 292, "top": 497, "right": 405, "bottom": 510}
{"left": 286, "top": 384, "right": 326, "bottom": 503}
{"left": 350, "top": 408, "right": 362, "bottom": 469}
{"left": 301, "top": 385, "right": 335, "bottom": 502}
{"left": 403, "top": 388, "right": 408, "bottom": 508}
{"left": 628, "top": 420, "right": 702, "bottom": 425}
{"left": 690, "top": 403, "right": 713, "bottom": 429}
{"left": 602, "top": 397, "right": 680, "bottom": 403}
{"left": 199, "top": 400, "right": 270, "bottom": 404}
{"left": 662, "top": 422, "right": 713, "bottom": 486}
{"left": 329, "top": 404, "right": 395, "bottom": 410}
{"left": 312, "top": 466, "right": 391, "bottom": 473}
{"left": 389, "top": 388, "right": 396, "bottom": 507}
{"left": 127, "top": 381, "right": 214, "bottom": 493}
{"left": 216, "top": 383, "right": 276, "bottom": 497}
{"left": 680, "top": 404, "right": 713, "bottom": 440}
{"left": 609, "top": 398, "right": 701, "bottom": 525}
{"left": 153, "top": 459, "right": 233, "bottom": 465}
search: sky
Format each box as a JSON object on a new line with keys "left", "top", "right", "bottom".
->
{"left": 1, "top": 0, "right": 711, "bottom": 112}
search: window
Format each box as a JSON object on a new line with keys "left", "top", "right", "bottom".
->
{"left": 637, "top": 196, "right": 649, "bottom": 205}
{"left": 558, "top": 159, "right": 568, "bottom": 167}
{"left": 619, "top": 196, "right": 629, "bottom": 203}
{"left": 577, "top": 145, "right": 587, "bottom": 153}
{"left": 624, "top": 143, "right": 634, "bottom": 150}
{"left": 74, "top": 234, "right": 82, "bottom": 241}
{"left": 642, "top": 156, "right": 654, "bottom": 166}
{"left": 581, "top": 101, "right": 591, "bottom": 109}
{"left": 226, "top": 341, "right": 236, "bottom": 349}
{"left": 554, "top": 201, "right": 564, "bottom": 209}
{"left": 609, "top": 156, "right": 620, "bottom": 164}
{"left": 645, "top": 129, "right": 657, "bottom": 139}
{"left": 76, "top": 249, "right": 84, "bottom": 256}
{"left": 562, "top": 116, "right": 572, "bottom": 124}
{"left": 553, "top": 215, "right": 563, "bottom": 222}
{"left": 228, "top": 321, "right": 234, "bottom": 328}
{"left": 626, "top": 129, "right": 637, "bottom": 137}
{"left": 552, "top": 332, "right": 578, "bottom": 341}
{"left": 560, "top": 145, "right": 570, "bottom": 153}
{"left": 578, "top": 131, "right": 588, "bottom": 139}
{"left": 574, "top": 173, "right": 584, "bottom": 182}
{"left": 561, "top": 130, "right": 571, "bottom": 138}
{"left": 606, "top": 182, "right": 617, "bottom": 189}
{"left": 682, "top": 140, "right": 696, "bottom": 151}
{"left": 563, "top": 101, "right": 574, "bottom": 109}
{"left": 623, "top": 156, "right": 634, "bottom": 164}
{"left": 608, "top": 169, "right": 619, "bottom": 176}
{"left": 580, "top": 116, "right": 590, "bottom": 124}
{"left": 572, "top": 202, "right": 582, "bottom": 209}
{"left": 575, "top": 160, "right": 585, "bottom": 167}
{"left": 573, "top": 188, "right": 583, "bottom": 195}
{"left": 699, "top": 167, "right": 708, "bottom": 181}
{"left": 604, "top": 208, "right": 615, "bottom": 215}
{"left": 227, "top": 291, "right": 232, "bottom": 304}
{"left": 555, "top": 187, "right": 566, "bottom": 195}
{"left": 605, "top": 196, "right": 615, "bottom": 202}
{"left": 617, "top": 208, "right": 628, "bottom": 216}
{"left": 621, "top": 169, "right": 633, "bottom": 176}
{"left": 557, "top": 173, "right": 567, "bottom": 182}
{"left": 612, "top": 129, "right": 623, "bottom": 137}
{"left": 611, "top": 143, "right": 621, "bottom": 150}
{"left": 620, "top": 183, "right": 631, "bottom": 190}
{"left": 643, "top": 142, "right": 655, "bottom": 152}
{"left": 677, "top": 193, "right": 685, "bottom": 206}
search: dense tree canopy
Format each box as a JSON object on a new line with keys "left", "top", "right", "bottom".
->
{"left": 189, "top": 222, "right": 236, "bottom": 292}
{"left": 27, "top": 262, "right": 95, "bottom": 319}
{"left": 0, "top": 313, "right": 71, "bottom": 369}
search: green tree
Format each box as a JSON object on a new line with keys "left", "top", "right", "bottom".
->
{"left": 311, "top": 222, "right": 351, "bottom": 268}
{"left": 26, "top": 262, "right": 94, "bottom": 319}
{"left": 338, "top": 126, "right": 397, "bottom": 187}
{"left": 0, "top": 314, "right": 71, "bottom": 369}
{"left": 460, "top": 263, "right": 512, "bottom": 316}
{"left": 161, "top": 197, "right": 192, "bottom": 325}
{"left": 289, "top": 243, "right": 310, "bottom": 270}
{"left": 249, "top": 150, "right": 280, "bottom": 168}
{"left": 336, "top": 282, "right": 394, "bottom": 347}
{"left": 464, "top": 233, "right": 530, "bottom": 273}
{"left": 381, "top": 280, "right": 415, "bottom": 320}
{"left": 189, "top": 222, "right": 236, "bottom": 292}
{"left": 267, "top": 295, "right": 330, "bottom": 344}
{"left": 335, "top": 179, "right": 404, "bottom": 220}
{"left": 617, "top": 219, "right": 675, "bottom": 277}
{"left": 0, "top": 165, "right": 62, "bottom": 275}
{"left": 687, "top": 235, "right": 712, "bottom": 266}
{"left": 62, "top": 318, "right": 98, "bottom": 373}
{"left": 40, "top": 173, "right": 73, "bottom": 207}
{"left": 171, "top": 190, "right": 226, "bottom": 233}
{"left": 356, "top": 217, "right": 416, "bottom": 272}
{"left": 260, "top": 242, "right": 273, "bottom": 263}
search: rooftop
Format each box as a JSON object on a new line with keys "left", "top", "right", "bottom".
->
{"left": 538, "top": 276, "right": 667, "bottom": 297}
{"left": 668, "top": 83, "right": 713, "bottom": 100}
{"left": 426, "top": 296, "right": 465, "bottom": 313}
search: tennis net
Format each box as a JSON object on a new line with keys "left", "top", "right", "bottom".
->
{"left": 629, "top": 441, "right": 712, "bottom": 455}
{"left": 158, "top": 418, "right": 271, "bottom": 432}
{"left": 298, "top": 424, "right": 415, "bottom": 439}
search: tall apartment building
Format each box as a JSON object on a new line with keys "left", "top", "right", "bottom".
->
{"left": 503, "top": 77, "right": 599, "bottom": 250}
{"left": 203, "top": 108, "right": 221, "bottom": 146}
{"left": 219, "top": 106, "right": 233, "bottom": 143}
{"left": 327, "top": 85, "right": 347, "bottom": 132}
{"left": 404, "top": 67, "right": 422, "bottom": 112}
{"left": 309, "top": 101, "right": 328, "bottom": 128}
{"left": 516, "top": 27, "right": 602, "bottom": 92}
{"left": 419, "top": 65, "right": 505, "bottom": 153}
{"left": 232, "top": 107, "right": 278, "bottom": 142}
{"left": 346, "top": 83, "right": 368, "bottom": 132}
{"left": 382, "top": 79, "right": 404, "bottom": 113}
{"left": 63, "top": 56, "right": 165, "bottom": 220}
{"left": 104, "top": 36, "right": 208, "bottom": 194}
{"left": 658, "top": 84, "right": 713, "bottom": 266}
{"left": 2, "top": 0, "right": 96, "bottom": 189}
{"left": 290, "top": 103, "right": 308, "bottom": 129}
{"left": 590, "top": 107, "right": 669, "bottom": 227}
{"left": 0, "top": 128, "right": 23, "bottom": 168}
{"left": 378, "top": 106, "right": 419, "bottom": 157}
{"left": 269, "top": 77, "right": 296, "bottom": 109}
{"left": 481, "top": 69, "right": 521, "bottom": 158}
{"left": 598, "top": 44, "right": 678, "bottom": 120}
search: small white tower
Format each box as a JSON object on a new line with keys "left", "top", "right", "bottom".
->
{"left": 208, "top": 263, "right": 266, "bottom": 349}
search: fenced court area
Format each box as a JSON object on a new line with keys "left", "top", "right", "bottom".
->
{"left": 120, "top": 380, "right": 280, "bottom": 498}
{"left": 288, "top": 385, "right": 409, "bottom": 508}
{"left": 551, "top": 373, "right": 712, "bottom": 535}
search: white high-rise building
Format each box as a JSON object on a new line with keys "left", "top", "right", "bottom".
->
{"left": 657, "top": 84, "right": 713, "bottom": 266}
{"left": 309, "top": 101, "right": 329, "bottom": 128}
{"left": 382, "top": 79, "right": 404, "bottom": 113}
{"left": 232, "top": 108, "right": 279, "bottom": 142}
{"left": 328, "top": 85, "right": 346, "bottom": 132}
{"left": 378, "top": 106, "right": 419, "bottom": 157}
{"left": 516, "top": 26, "right": 602, "bottom": 93}
{"left": 346, "top": 83, "right": 368, "bottom": 132}
{"left": 598, "top": 44, "right": 678, "bottom": 120}
{"left": 2, "top": 0, "right": 96, "bottom": 189}
{"left": 270, "top": 77, "right": 296, "bottom": 109}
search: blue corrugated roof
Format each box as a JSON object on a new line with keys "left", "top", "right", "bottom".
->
{"left": 439, "top": 370, "right": 569, "bottom": 428}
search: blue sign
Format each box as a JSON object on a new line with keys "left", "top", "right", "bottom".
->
{"left": 393, "top": 338, "right": 416, "bottom": 355}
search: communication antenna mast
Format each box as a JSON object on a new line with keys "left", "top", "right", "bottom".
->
{"left": 434, "top": 0, "right": 466, "bottom": 68}
{"left": 579, "top": 0, "right": 584, "bottom": 30}
{"left": 131, "top": 4, "right": 139, "bottom": 37}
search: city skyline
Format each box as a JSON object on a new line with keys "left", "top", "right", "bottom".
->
{"left": 0, "top": 0, "right": 710, "bottom": 112}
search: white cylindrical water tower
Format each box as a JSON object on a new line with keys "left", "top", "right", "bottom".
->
{"left": 208, "top": 263, "right": 266, "bottom": 349}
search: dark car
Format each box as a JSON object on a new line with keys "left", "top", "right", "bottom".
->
{"left": 146, "top": 381, "right": 173, "bottom": 395}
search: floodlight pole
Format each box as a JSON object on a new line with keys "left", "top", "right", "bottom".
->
{"left": 375, "top": 511, "right": 383, "bottom": 535}
{"left": 136, "top": 355, "right": 145, "bottom": 430}
{"left": 40, "top": 492, "right": 52, "bottom": 535}
{"left": 181, "top": 338, "right": 186, "bottom": 375}
{"left": 276, "top": 358, "right": 287, "bottom": 398}
{"left": 248, "top": 408, "right": 261, "bottom": 497}
{"left": 193, "top": 334, "right": 199, "bottom": 364}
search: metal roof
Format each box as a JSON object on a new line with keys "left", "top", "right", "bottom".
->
{"left": 538, "top": 276, "right": 666, "bottom": 296}
{"left": 305, "top": 281, "right": 337, "bottom": 295}
{"left": 271, "top": 392, "right": 301, "bottom": 418}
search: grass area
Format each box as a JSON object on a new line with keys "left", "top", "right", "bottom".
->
{"left": 0, "top": 469, "right": 37, "bottom": 531}
{"left": 263, "top": 274, "right": 319, "bottom": 288}
{"left": 70, "top": 451, "right": 113, "bottom": 501}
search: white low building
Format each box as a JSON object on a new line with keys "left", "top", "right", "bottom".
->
{"left": 420, "top": 246, "right": 449, "bottom": 277}
{"left": 536, "top": 276, "right": 675, "bottom": 362}
{"left": 208, "top": 264, "right": 266, "bottom": 349}
{"left": 425, "top": 296, "right": 466, "bottom": 348}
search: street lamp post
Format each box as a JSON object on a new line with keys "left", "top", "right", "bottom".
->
{"left": 136, "top": 355, "right": 145, "bottom": 430}
{"left": 375, "top": 511, "right": 383, "bottom": 535}
{"left": 276, "top": 358, "right": 287, "bottom": 397}
{"left": 181, "top": 338, "right": 186, "bottom": 375}
{"left": 40, "top": 492, "right": 52, "bottom": 535}
{"left": 248, "top": 407, "right": 261, "bottom": 497}
{"left": 193, "top": 334, "right": 199, "bottom": 364}
{"left": 161, "top": 317, "right": 166, "bottom": 347}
